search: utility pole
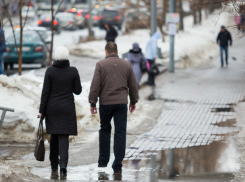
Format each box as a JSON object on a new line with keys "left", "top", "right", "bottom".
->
{"left": 150, "top": 0, "right": 157, "bottom": 35}
{"left": 88, "top": 0, "right": 94, "bottom": 37}
{"left": 169, "top": 0, "right": 175, "bottom": 72}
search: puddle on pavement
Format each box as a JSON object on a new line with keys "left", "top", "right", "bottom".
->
{"left": 123, "top": 137, "right": 239, "bottom": 182}
{"left": 0, "top": 142, "right": 34, "bottom": 160}
{"left": 29, "top": 135, "right": 239, "bottom": 182}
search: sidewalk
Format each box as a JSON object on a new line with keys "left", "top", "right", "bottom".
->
{"left": 124, "top": 33, "right": 245, "bottom": 180}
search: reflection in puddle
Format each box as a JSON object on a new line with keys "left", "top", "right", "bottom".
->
{"left": 123, "top": 137, "right": 240, "bottom": 181}
{"left": 30, "top": 136, "right": 239, "bottom": 181}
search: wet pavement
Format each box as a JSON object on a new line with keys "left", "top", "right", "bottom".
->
{"left": 29, "top": 135, "right": 239, "bottom": 181}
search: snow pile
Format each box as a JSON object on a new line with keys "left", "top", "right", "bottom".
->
{"left": 66, "top": 9, "right": 232, "bottom": 68}
{"left": 0, "top": 71, "right": 151, "bottom": 142}
{"left": 0, "top": 160, "right": 44, "bottom": 181}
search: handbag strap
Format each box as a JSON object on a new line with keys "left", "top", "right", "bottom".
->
{"left": 37, "top": 117, "right": 44, "bottom": 139}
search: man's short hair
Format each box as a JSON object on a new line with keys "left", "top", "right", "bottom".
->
{"left": 105, "top": 42, "right": 117, "bottom": 54}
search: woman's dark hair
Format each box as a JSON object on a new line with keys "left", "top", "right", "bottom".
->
{"left": 105, "top": 41, "right": 117, "bottom": 54}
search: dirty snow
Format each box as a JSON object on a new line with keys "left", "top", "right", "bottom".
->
{"left": 0, "top": 71, "right": 155, "bottom": 142}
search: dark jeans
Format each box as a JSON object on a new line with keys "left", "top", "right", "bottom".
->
{"left": 106, "top": 39, "right": 115, "bottom": 43}
{"left": 50, "top": 134, "right": 69, "bottom": 169}
{"left": 147, "top": 59, "right": 156, "bottom": 85}
{"left": 0, "top": 52, "right": 4, "bottom": 75}
{"left": 220, "top": 46, "right": 228, "bottom": 65}
{"left": 98, "top": 104, "right": 127, "bottom": 170}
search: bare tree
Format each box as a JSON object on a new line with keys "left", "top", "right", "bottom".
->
{"left": 193, "top": 0, "right": 245, "bottom": 39}
{"left": 5, "top": 0, "right": 31, "bottom": 75}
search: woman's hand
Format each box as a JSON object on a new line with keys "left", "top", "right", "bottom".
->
{"left": 39, "top": 113, "right": 42, "bottom": 119}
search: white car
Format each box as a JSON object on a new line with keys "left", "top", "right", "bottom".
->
{"left": 22, "top": 6, "right": 35, "bottom": 19}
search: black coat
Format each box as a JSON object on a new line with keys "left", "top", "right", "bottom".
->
{"left": 39, "top": 60, "right": 82, "bottom": 135}
{"left": 105, "top": 26, "right": 118, "bottom": 42}
{"left": 216, "top": 30, "right": 232, "bottom": 47}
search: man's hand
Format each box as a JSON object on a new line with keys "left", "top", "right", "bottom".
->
{"left": 39, "top": 113, "right": 42, "bottom": 119}
{"left": 217, "top": 43, "right": 220, "bottom": 45}
{"left": 129, "top": 105, "right": 136, "bottom": 113}
{"left": 90, "top": 107, "right": 97, "bottom": 114}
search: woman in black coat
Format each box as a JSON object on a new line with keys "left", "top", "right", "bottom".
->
{"left": 39, "top": 46, "right": 82, "bottom": 175}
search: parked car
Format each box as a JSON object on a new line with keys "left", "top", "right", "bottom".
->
{"left": 37, "top": 13, "right": 60, "bottom": 32}
{"left": 3, "top": 31, "right": 49, "bottom": 69}
{"left": 56, "top": 13, "right": 78, "bottom": 30}
{"left": 99, "top": 8, "right": 123, "bottom": 30}
{"left": 22, "top": 6, "right": 35, "bottom": 19}
{"left": 15, "top": 27, "right": 51, "bottom": 44}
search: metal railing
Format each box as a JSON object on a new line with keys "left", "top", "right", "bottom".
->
{"left": 0, "top": 106, "right": 15, "bottom": 130}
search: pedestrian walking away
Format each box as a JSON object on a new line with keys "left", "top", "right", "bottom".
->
{"left": 127, "top": 42, "right": 146, "bottom": 97}
{"left": 89, "top": 42, "right": 138, "bottom": 174}
{"left": 39, "top": 46, "right": 82, "bottom": 176}
{"left": 216, "top": 26, "right": 232, "bottom": 67}
{"left": 145, "top": 32, "right": 161, "bottom": 85}
{"left": 0, "top": 22, "right": 6, "bottom": 75}
{"left": 104, "top": 24, "right": 118, "bottom": 43}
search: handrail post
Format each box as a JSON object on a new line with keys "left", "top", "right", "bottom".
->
{"left": 0, "top": 106, "right": 15, "bottom": 130}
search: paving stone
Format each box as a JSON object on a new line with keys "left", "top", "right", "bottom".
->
{"left": 126, "top": 61, "right": 244, "bottom": 159}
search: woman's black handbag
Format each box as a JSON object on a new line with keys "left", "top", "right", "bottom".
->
{"left": 34, "top": 116, "right": 45, "bottom": 161}
{"left": 140, "top": 54, "right": 147, "bottom": 72}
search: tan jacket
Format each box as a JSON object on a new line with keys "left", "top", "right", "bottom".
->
{"left": 89, "top": 54, "right": 138, "bottom": 107}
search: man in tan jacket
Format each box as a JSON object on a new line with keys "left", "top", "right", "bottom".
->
{"left": 89, "top": 42, "right": 138, "bottom": 174}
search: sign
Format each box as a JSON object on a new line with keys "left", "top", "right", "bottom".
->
{"left": 166, "top": 13, "right": 180, "bottom": 35}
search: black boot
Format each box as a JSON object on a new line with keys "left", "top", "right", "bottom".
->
{"left": 60, "top": 168, "right": 67, "bottom": 174}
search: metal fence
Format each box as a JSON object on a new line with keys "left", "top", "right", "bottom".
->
{"left": 0, "top": 106, "right": 15, "bottom": 130}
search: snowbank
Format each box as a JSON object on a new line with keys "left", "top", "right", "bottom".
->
{"left": 0, "top": 160, "right": 46, "bottom": 181}
{"left": 66, "top": 10, "right": 232, "bottom": 68}
{"left": 0, "top": 71, "right": 152, "bottom": 142}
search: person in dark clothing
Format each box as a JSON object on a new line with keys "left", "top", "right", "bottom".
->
{"left": 145, "top": 32, "right": 161, "bottom": 86}
{"left": 216, "top": 26, "right": 232, "bottom": 67}
{"left": 0, "top": 22, "right": 6, "bottom": 75}
{"left": 104, "top": 24, "right": 118, "bottom": 43}
{"left": 39, "top": 46, "right": 82, "bottom": 175}
{"left": 89, "top": 42, "right": 138, "bottom": 174}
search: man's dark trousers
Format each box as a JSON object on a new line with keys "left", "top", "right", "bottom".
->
{"left": 220, "top": 46, "right": 228, "bottom": 66}
{"left": 98, "top": 104, "right": 127, "bottom": 171}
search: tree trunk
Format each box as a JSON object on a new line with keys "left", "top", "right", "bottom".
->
{"left": 18, "top": 0, "right": 23, "bottom": 75}
{"left": 193, "top": 9, "right": 197, "bottom": 25}
{"left": 178, "top": 0, "right": 184, "bottom": 31}
{"left": 163, "top": 0, "right": 168, "bottom": 25}
{"left": 198, "top": 7, "right": 202, "bottom": 24}
{"left": 50, "top": 0, "right": 54, "bottom": 66}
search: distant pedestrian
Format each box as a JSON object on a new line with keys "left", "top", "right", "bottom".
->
{"left": 0, "top": 22, "right": 6, "bottom": 75}
{"left": 39, "top": 46, "right": 82, "bottom": 175}
{"left": 127, "top": 43, "right": 145, "bottom": 97}
{"left": 235, "top": 14, "right": 241, "bottom": 30}
{"left": 216, "top": 26, "right": 232, "bottom": 67}
{"left": 104, "top": 24, "right": 118, "bottom": 43}
{"left": 89, "top": 42, "right": 138, "bottom": 175}
{"left": 241, "top": 14, "right": 245, "bottom": 33}
{"left": 145, "top": 32, "right": 161, "bottom": 86}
